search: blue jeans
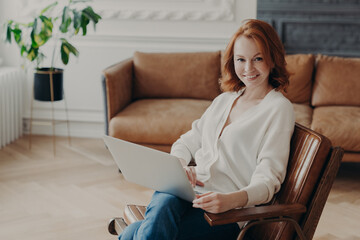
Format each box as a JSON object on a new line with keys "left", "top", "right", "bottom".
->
{"left": 119, "top": 191, "right": 240, "bottom": 240}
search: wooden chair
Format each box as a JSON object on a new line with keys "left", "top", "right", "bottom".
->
{"left": 112, "top": 123, "right": 344, "bottom": 239}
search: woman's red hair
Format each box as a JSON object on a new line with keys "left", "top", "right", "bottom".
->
{"left": 221, "top": 19, "right": 290, "bottom": 92}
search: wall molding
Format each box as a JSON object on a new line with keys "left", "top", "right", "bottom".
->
{"left": 19, "top": 0, "right": 235, "bottom": 22}
{"left": 96, "top": 0, "right": 235, "bottom": 21}
{"left": 24, "top": 107, "right": 104, "bottom": 123}
{"left": 23, "top": 108, "right": 105, "bottom": 138}
{"left": 75, "top": 34, "right": 230, "bottom": 46}
{"left": 23, "top": 118, "right": 105, "bottom": 138}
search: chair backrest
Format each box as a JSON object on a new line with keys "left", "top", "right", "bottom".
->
{"left": 247, "top": 123, "right": 343, "bottom": 240}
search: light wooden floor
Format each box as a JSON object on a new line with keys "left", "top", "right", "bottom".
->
{"left": 0, "top": 135, "right": 359, "bottom": 240}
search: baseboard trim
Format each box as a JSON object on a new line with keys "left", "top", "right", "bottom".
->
{"left": 23, "top": 118, "right": 105, "bottom": 138}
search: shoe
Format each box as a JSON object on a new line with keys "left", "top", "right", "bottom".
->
{"left": 108, "top": 217, "right": 128, "bottom": 235}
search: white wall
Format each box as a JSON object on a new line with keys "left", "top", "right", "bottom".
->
{"left": 0, "top": 0, "right": 257, "bottom": 138}
{"left": 0, "top": 1, "right": 21, "bottom": 66}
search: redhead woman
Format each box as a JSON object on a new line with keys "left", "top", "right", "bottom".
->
{"left": 115, "top": 19, "right": 295, "bottom": 240}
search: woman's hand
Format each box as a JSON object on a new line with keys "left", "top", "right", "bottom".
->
{"left": 192, "top": 192, "right": 234, "bottom": 213}
{"left": 192, "top": 191, "right": 248, "bottom": 213}
{"left": 183, "top": 166, "right": 204, "bottom": 188}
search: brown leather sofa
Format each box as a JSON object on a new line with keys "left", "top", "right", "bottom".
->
{"left": 102, "top": 51, "right": 360, "bottom": 162}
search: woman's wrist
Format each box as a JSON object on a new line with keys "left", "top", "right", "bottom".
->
{"left": 228, "top": 190, "right": 248, "bottom": 209}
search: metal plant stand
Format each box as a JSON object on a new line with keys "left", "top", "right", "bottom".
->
{"left": 29, "top": 71, "right": 71, "bottom": 156}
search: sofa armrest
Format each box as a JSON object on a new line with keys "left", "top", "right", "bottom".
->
{"left": 204, "top": 203, "right": 306, "bottom": 226}
{"left": 103, "top": 58, "right": 134, "bottom": 123}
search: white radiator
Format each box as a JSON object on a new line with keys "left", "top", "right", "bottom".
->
{"left": 0, "top": 67, "right": 24, "bottom": 149}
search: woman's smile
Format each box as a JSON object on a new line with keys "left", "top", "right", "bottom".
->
{"left": 242, "top": 73, "right": 260, "bottom": 81}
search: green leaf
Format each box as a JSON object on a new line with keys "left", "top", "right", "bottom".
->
{"left": 27, "top": 47, "right": 38, "bottom": 62}
{"left": 82, "top": 6, "right": 101, "bottom": 24}
{"left": 31, "top": 16, "right": 53, "bottom": 47}
{"left": 60, "top": 38, "right": 79, "bottom": 65}
{"left": 39, "top": 15, "right": 53, "bottom": 30}
{"left": 61, "top": 48, "right": 69, "bottom": 64}
{"left": 6, "top": 24, "right": 12, "bottom": 43}
{"left": 80, "top": 7, "right": 101, "bottom": 34}
{"left": 40, "top": 1, "right": 58, "bottom": 15}
{"left": 60, "top": 6, "right": 72, "bottom": 33}
{"left": 20, "top": 45, "right": 27, "bottom": 56}
{"left": 12, "top": 28, "right": 22, "bottom": 43}
{"left": 30, "top": 19, "right": 39, "bottom": 47}
{"left": 37, "top": 52, "right": 45, "bottom": 66}
{"left": 39, "top": 16, "right": 53, "bottom": 40}
{"left": 72, "top": 9, "right": 81, "bottom": 35}
{"left": 80, "top": 14, "right": 90, "bottom": 36}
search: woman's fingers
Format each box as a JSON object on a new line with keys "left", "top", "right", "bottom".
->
{"left": 196, "top": 180, "right": 205, "bottom": 187}
{"left": 193, "top": 192, "right": 214, "bottom": 203}
{"left": 184, "top": 166, "right": 205, "bottom": 187}
{"left": 184, "top": 166, "right": 196, "bottom": 187}
{"left": 186, "top": 169, "right": 194, "bottom": 186}
{"left": 189, "top": 167, "right": 196, "bottom": 187}
{"left": 193, "top": 194, "right": 216, "bottom": 210}
{"left": 195, "top": 191, "right": 212, "bottom": 199}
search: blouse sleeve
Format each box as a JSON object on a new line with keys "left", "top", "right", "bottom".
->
{"left": 242, "top": 101, "right": 295, "bottom": 207}
{"left": 170, "top": 118, "right": 203, "bottom": 165}
{"left": 170, "top": 93, "right": 226, "bottom": 165}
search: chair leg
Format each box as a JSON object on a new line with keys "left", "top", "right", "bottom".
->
{"left": 108, "top": 217, "right": 128, "bottom": 235}
{"left": 237, "top": 216, "right": 307, "bottom": 240}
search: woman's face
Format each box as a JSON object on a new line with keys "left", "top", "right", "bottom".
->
{"left": 233, "top": 35, "right": 272, "bottom": 90}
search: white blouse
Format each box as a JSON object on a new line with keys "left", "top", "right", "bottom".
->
{"left": 170, "top": 89, "right": 295, "bottom": 207}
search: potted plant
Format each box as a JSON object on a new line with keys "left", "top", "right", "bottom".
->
{"left": 4, "top": 0, "right": 101, "bottom": 101}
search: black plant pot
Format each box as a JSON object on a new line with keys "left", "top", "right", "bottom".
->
{"left": 34, "top": 68, "right": 64, "bottom": 101}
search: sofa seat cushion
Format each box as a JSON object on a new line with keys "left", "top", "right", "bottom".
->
{"left": 109, "top": 99, "right": 211, "bottom": 145}
{"left": 342, "top": 152, "right": 359, "bottom": 162}
{"left": 292, "top": 103, "right": 313, "bottom": 128}
{"left": 311, "top": 106, "right": 360, "bottom": 152}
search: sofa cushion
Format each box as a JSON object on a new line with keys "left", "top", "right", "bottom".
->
{"left": 342, "top": 152, "right": 359, "bottom": 162}
{"left": 292, "top": 103, "right": 313, "bottom": 128}
{"left": 283, "top": 54, "right": 315, "bottom": 104}
{"left": 133, "top": 51, "right": 222, "bottom": 100}
{"left": 311, "top": 106, "right": 360, "bottom": 152}
{"left": 312, "top": 55, "right": 360, "bottom": 106}
{"left": 109, "top": 99, "right": 211, "bottom": 145}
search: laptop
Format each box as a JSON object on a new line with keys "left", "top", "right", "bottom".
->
{"left": 103, "top": 135, "right": 206, "bottom": 202}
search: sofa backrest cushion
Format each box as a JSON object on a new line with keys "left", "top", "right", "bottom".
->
{"left": 283, "top": 54, "right": 315, "bottom": 104}
{"left": 133, "top": 51, "right": 222, "bottom": 100}
{"left": 312, "top": 55, "right": 360, "bottom": 106}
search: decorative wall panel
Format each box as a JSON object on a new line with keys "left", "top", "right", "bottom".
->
{"left": 257, "top": 0, "right": 360, "bottom": 57}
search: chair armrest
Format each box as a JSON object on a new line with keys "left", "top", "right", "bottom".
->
{"left": 103, "top": 58, "right": 134, "bottom": 122}
{"left": 204, "top": 203, "right": 306, "bottom": 226}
